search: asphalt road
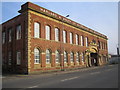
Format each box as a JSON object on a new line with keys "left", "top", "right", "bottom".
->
{"left": 2, "top": 64, "right": 118, "bottom": 89}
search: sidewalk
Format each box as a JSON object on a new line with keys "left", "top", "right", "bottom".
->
{"left": 2, "top": 65, "right": 108, "bottom": 79}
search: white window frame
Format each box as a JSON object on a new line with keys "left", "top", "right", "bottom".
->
{"left": 34, "top": 22, "right": 40, "bottom": 38}
{"left": 70, "top": 32, "right": 73, "bottom": 44}
{"left": 34, "top": 48, "right": 40, "bottom": 64}
{"left": 46, "top": 25, "right": 50, "bottom": 40}
{"left": 55, "top": 50, "right": 60, "bottom": 63}
{"left": 55, "top": 28, "right": 59, "bottom": 41}
{"left": 63, "top": 30, "right": 66, "bottom": 43}
{"left": 16, "top": 25, "right": 21, "bottom": 40}
{"left": 17, "top": 51, "right": 21, "bottom": 65}
{"left": 2, "top": 32, "right": 5, "bottom": 44}
{"left": 46, "top": 49, "right": 51, "bottom": 64}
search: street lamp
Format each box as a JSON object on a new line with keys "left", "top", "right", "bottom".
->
{"left": 61, "top": 15, "right": 69, "bottom": 71}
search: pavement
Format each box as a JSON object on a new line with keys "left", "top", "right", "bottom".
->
{"left": 2, "top": 64, "right": 119, "bottom": 88}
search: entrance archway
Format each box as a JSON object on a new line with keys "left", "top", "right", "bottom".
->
{"left": 90, "top": 53, "right": 98, "bottom": 66}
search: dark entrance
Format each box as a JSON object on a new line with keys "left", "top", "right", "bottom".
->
{"left": 90, "top": 53, "right": 98, "bottom": 66}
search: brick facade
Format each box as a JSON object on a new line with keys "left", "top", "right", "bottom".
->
{"left": 2, "top": 2, "right": 108, "bottom": 74}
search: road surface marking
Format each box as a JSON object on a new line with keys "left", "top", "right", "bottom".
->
{"left": 90, "top": 71, "right": 100, "bottom": 75}
{"left": 28, "top": 85, "right": 38, "bottom": 88}
{"left": 61, "top": 76, "right": 79, "bottom": 82}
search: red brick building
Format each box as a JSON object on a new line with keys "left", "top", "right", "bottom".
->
{"left": 2, "top": 2, "right": 108, "bottom": 74}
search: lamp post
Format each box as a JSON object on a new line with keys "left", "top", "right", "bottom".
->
{"left": 61, "top": 15, "right": 69, "bottom": 71}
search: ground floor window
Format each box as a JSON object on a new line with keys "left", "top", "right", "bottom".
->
{"left": 64, "top": 51, "right": 68, "bottom": 63}
{"left": 55, "top": 50, "right": 60, "bottom": 63}
{"left": 46, "top": 49, "right": 51, "bottom": 64}
{"left": 8, "top": 51, "right": 12, "bottom": 65}
{"left": 70, "top": 52, "right": 74, "bottom": 62}
{"left": 34, "top": 48, "right": 40, "bottom": 64}
{"left": 17, "top": 51, "right": 21, "bottom": 65}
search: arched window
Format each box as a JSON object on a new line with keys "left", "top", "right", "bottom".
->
{"left": 70, "top": 52, "right": 74, "bottom": 62}
{"left": 55, "top": 50, "right": 60, "bottom": 63}
{"left": 55, "top": 28, "right": 59, "bottom": 41}
{"left": 34, "top": 48, "right": 40, "bottom": 64}
{"left": 76, "top": 52, "right": 79, "bottom": 62}
{"left": 46, "top": 49, "right": 51, "bottom": 64}
{"left": 45, "top": 25, "right": 50, "bottom": 40}
{"left": 64, "top": 51, "right": 67, "bottom": 63}
{"left": 34, "top": 22, "right": 40, "bottom": 38}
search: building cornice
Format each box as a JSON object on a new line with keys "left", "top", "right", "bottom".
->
{"left": 18, "top": 2, "right": 108, "bottom": 40}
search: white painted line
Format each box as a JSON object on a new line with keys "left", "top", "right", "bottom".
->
{"left": 90, "top": 71, "right": 100, "bottom": 75}
{"left": 61, "top": 76, "right": 79, "bottom": 82}
{"left": 28, "top": 85, "right": 38, "bottom": 88}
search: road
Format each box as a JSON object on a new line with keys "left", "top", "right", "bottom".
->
{"left": 2, "top": 64, "right": 118, "bottom": 89}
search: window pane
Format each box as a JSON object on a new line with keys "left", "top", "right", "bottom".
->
{"left": 46, "top": 26, "right": 50, "bottom": 40}
{"left": 34, "top": 22, "right": 40, "bottom": 38}
{"left": 8, "top": 51, "right": 11, "bottom": 65}
{"left": 64, "top": 51, "right": 67, "bottom": 63}
{"left": 46, "top": 50, "right": 51, "bottom": 64}
{"left": 76, "top": 34, "right": 78, "bottom": 45}
{"left": 9, "top": 29, "right": 12, "bottom": 42}
{"left": 17, "top": 51, "right": 21, "bottom": 65}
{"left": 70, "top": 32, "right": 73, "bottom": 44}
{"left": 55, "top": 28, "right": 59, "bottom": 41}
{"left": 63, "top": 30, "right": 66, "bottom": 43}
{"left": 16, "top": 25, "right": 21, "bottom": 40}
{"left": 34, "top": 48, "right": 40, "bottom": 64}
{"left": 2, "top": 32, "right": 5, "bottom": 44}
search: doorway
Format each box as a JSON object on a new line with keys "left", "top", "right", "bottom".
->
{"left": 90, "top": 53, "right": 98, "bottom": 66}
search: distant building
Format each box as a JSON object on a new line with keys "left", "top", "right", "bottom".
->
{"left": 2, "top": 2, "right": 108, "bottom": 74}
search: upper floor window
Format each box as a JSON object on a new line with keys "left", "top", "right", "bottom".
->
{"left": 34, "top": 22, "right": 40, "bottom": 38}
{"left": 55, "top": 50, "right": 60, "bottom": 63}
{"left": 16, "top": 51, "right": 21, "bottom": 65}
{"left": 63, "top": 30, "right": 67, "bottom": 43}
{"left": 46, "top": 49, "right": 51, "bottom": 64}
{"left": 85, "top": 37, "right": 88, "bottom": 47}
{"left": 8, "top": 51, "right": 12, "bottom": 65}
{"left": 55, "top": 28, "right": 59, "bottom": 41}
{"left": 2, "top": 32, "right": 5, "bottom": 44}
{"left": 45, "top": 25, "right": 50, "bottom": 40}
{"left": 81, "top": 35, "right": 84, "bottom": 46}
{"left": 70, "top": 52, "right": 74, "bottom": 62}
{"left": 64, "top": 51, "right": 68, "bottom": 63}
{"left": 98, "top": 41, "right": 100, "bottom": 49}
{"left": 8, "top": 28, "right": 12, "bottom": 42}
{"left": 70, "top": 32, "right": 73, "bottom": 44}
{"left": 16, "top": 25, "right": 21, "bottom": 40}
{"left": 76, "top": 34, "right": 79, "bottom": 45}
{"left": 34, "top": 48, "right": 40, "bottom": 64}
{"left": 76, "top": 52, "right": 79, "bottom": 62}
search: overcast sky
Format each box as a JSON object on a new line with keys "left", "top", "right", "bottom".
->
{"left": 1, "top": 1, "right": 118, "bottom": 55}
